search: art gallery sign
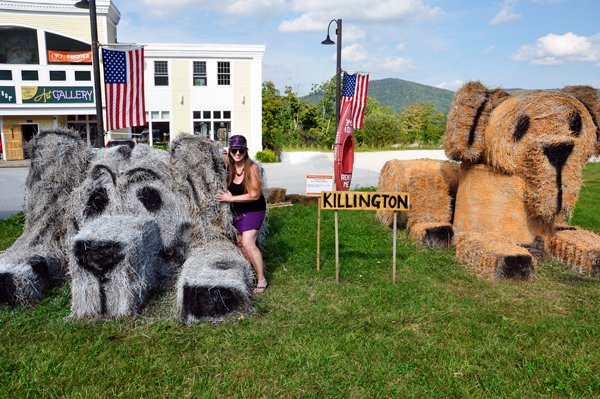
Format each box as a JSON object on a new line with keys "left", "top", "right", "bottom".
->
{"left": 21, "top": 86, "right": 94, "bottom": 104}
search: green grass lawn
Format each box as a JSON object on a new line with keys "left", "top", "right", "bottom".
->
{"left": 0, "top": 163, "right": 599, "bottom": 398}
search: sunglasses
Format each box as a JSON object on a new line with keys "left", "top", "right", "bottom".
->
{"left": 230, "top": 148, "right": 246, "bottom": 155}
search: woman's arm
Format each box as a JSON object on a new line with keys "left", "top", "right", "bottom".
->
{"left": 216, "top": 163, "right": 262, "bottom": 203}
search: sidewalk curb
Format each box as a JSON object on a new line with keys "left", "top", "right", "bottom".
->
{"left": 0, "top": 159, "right": 30, "bottom": 168}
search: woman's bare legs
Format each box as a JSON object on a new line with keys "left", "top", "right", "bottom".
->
{"left": 237, "top": 229, "right": 267, "bottom": 292}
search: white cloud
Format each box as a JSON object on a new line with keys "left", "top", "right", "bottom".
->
{"left": 436, "top": 80, "right": 463, "bottom": 91}
{"left": 532, "top": 0, "right": 567, "bottom": 3}
{"left": 141, "top": 0, "right": 286, "bottom": 18}
{"left": 333, "top": 44, "right": 369, "bottom": 62}
{"left": 483, "top": 45, "right": 495, "bottom": 53}
{"left": 511, "top": 32, "right": 600, "bottom": 65}
{"left": 489, "top": 0, "right": 522, "bottom": 25}
{"left": 343, "top": 25, "right": 366, "bottom": 43}
{"left": 396, "top": 43, "right": 405, "bottom": 51}
{"left": 279, "top": 0, "right": 442, "bottom": 33}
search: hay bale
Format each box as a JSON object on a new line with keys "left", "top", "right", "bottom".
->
{"left": 285, "top": 194, "right": 319, "bottom": 205}
{"left": 409, "top": 222, "right": 453, "bottom": 248}
{"left": 376, "top": 159, "right": 458, "bottom": 229}
{"left": 445, "top": 81, "right": 509, "bottom": 164}
{"left": 177, "top": 240, "right": 254, "bottom": 323}
{"left": 1, "top": 130, "right": 257, "bottom": 321}
{"left": 456, "top": 232, "right": 535, "bottom": 280}
{"left": 561, "top": 85, "right": 600, "bottom": 156}
{"left": 267, "top": 187, "right": 287, "bottom": 204}
{"left": 0, "top": 128, "right": 91, "bottom": 305}
{"left": 453, "top": 163, "right": 554, "bottom": 246}
{"left": 550, "top": 228, "right": 600, "bottom": 276}
{"left": 69, "top": 216, "right": 164, "bottom": 319}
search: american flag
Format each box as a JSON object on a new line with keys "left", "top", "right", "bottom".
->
{"left": 340, "top": 72, "right": 369, "bottom": 129}
{"left": 102, "top": 47, "right": 146, "bottom": 131}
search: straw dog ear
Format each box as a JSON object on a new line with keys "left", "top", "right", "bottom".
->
{"left": 444, "top": 81, "right": 509, "bottom": 163}
{"left": 169, "top": 135, "right": 236, "bottom": 238}
{"left": 560, "top": 85, "right": 600, "bottom": 156}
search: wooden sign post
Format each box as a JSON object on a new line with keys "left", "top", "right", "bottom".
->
{"left": 320, "top": 190, "right": 410, "bottom": 283}
{"left": 305, "top": 174, "right": 334, "bottom": 271}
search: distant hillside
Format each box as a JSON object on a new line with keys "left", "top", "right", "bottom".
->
{"left": 305, "top": 78, "right": 456, "bottom": 113}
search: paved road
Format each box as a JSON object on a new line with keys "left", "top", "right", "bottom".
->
{"left": 262, "top": 150, "right": 449, "bottom": 194}
{"left": 0, "top": 150, "right": 448, "bottom": 220}
{"left": 3, "top": 151, "right": 597, "bottom": 220}
{"left": 0, "top": 167, "right": 28, "bottom": 220}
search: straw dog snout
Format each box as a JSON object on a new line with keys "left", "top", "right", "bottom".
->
{"left": 69, "top": 216, "right": 164, "bottom": 318}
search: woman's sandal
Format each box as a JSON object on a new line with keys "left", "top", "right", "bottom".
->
{"left": 253, "top": 284, "right": 268, "bottom": 294}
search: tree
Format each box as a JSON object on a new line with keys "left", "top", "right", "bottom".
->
{"left": 262, "top": 81, "right": 284, "bottom": 149}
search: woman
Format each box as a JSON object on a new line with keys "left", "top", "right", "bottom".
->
{"left": 216, "top": 135, "right": 268, "bottom": 293}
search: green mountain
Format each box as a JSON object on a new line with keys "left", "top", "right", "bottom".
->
{"left": 304, "top": 78, "right": 457, "bottom": 114}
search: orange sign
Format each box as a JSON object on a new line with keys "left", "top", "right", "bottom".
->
{"left": 47, "top": 50, "right": 92, "bottom": 63}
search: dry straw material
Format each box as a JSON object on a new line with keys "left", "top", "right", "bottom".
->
{"left": 0, "top": 129, "right": 257, "bottom": 322}
{"left": 551, "top": 227, "right": 600, "bottom": 276}
{"left": 376, "top": 159, "right": 458, "bottom": 230}
{"left": 455, "top": 232, "right": 535, "bottom": 280}
{"left": 377, "top": 81, "right": 600, "bottom": 280}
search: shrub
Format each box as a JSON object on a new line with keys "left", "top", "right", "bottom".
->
{"left": 256, "top": 148, "right": 277, "bottom": 163}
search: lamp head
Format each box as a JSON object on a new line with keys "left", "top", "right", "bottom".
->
{"left": 74, "top": 0, "right": 90, "bottom": 9}
{"left": 321, "top": 34, "right": 335, "bottom": 45}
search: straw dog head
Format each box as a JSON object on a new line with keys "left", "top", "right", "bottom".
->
{"left": 445, "top": 82, "right": 600, "bottom": 222}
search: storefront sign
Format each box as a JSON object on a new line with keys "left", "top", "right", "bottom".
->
{"left": 0, "top": 87, "right": 16, "bottom": 104}
{"left": 320, "top": 191, "right": 410, "bottom": 211}
{"left": 21, "top": 86, "right": 94, "bottom": 104}
{"left": 47, "top": 50, "right": 92, "bottom": 63}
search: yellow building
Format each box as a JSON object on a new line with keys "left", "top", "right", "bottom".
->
{"left": 0, "top": 0, "right": 264, "bottom": 160}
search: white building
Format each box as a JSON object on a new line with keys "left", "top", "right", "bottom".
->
{"left": 0, "top": 0, "right": 264, "bottom": 160}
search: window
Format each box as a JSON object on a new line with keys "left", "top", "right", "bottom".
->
{"left": 154, "top": 61, "right": 168, "bottom": 86}
{"left": 0, "top": 70, "right": 12, "bottom": 80}
{"left": 0, "top": 26, "right": 39, "bottom": 64}
{"left": 193, "top": 110, "right": 232, "bottom": 143}
{"left": 161, "top": 111, "right": 170, "bottom": 120}
{"left": 22, "top": 70, "right": 39, "bottom": 81}
{"left": 217, "top": 61, "right": 230, "bottom": 86}
{"left": 151, "top": 111, "right": 160, "bottom": 120}
{"left": 75, "top": 71, "right": 91, "bottom": 81}
{"left": 50, "top": 71, "right": 66, "bottom": 81}
{"left": 193, "top": 61, "right": 207, "bottom": 86}
{"left": 46, "top": 32, "right": 91, "bottom": 65}
{"left": 66, "top": 115, "right": 98, "bottom": 146}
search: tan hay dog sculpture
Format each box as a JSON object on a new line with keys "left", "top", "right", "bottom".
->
{"left": 0, "top": 129, "right": 256, "bottom": 322}
{"left": 378, "top": 81, "right": 600, "bottom": 280}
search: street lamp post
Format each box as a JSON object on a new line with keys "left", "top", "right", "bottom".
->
{"left": 322, "top": 19, "right": 342, "bottom": 128}
{"left": 75, "top": 0, "right": 104, "bottom": 148}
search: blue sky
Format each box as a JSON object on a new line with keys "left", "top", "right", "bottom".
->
{"left": 116, "top": 0, "right": 600, "bottom": 96}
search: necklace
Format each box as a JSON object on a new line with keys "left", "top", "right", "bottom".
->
{"left": 236, "top": 167, "right": 244, "bottom": 177}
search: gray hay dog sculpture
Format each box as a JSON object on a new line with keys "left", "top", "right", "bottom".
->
{"left": 0, "top": 129, "right": 256, "bottom": 322}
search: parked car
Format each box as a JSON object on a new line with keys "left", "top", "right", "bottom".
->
{"left": 139, "top": 129, "right": 161, "bottom": 145}
{"left": 105, "top": 139, "right": 136, "bottom": 149}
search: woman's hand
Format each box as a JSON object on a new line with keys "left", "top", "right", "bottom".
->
{"left": 216, "top": 190, "right": 234, "bottom": 202}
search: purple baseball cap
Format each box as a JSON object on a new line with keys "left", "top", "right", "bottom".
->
{"left": 229, "top": 135, "right": 247, "bottom": 148}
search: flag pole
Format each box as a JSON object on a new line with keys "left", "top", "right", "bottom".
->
{"left": 88, "top": 0, "right": 104, "bottom": 148}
